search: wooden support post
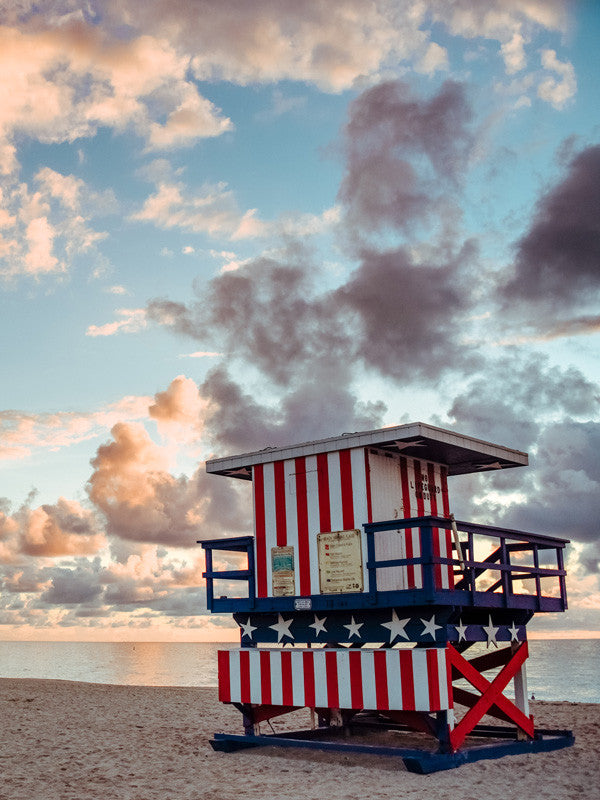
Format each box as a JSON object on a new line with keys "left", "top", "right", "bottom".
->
{"left": 512, "top": 641, "right": 530, "bottom": 741}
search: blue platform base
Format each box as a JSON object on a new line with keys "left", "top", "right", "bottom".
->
{"left": 209, "top": 724, "right": 574, "bottom": 774}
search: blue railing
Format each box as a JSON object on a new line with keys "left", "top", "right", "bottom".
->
{"left": 200, "top": 517, "right": 568, "bottom": 614}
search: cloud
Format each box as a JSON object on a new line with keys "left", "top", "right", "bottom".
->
{"left": 502, "top": 145, "right": 600, "bottom": 309}
{"left": 0, "top": 17, "right": 233, "bottom": 172}
{"left": 130, "top": 177, "right": 266, "bottom": 240}
{"left": 86, "top": 421, "right": 249, "bottom": 546}
{"left": 199, "top": 364, "right": 386, "bottom": 455}
{"left": 149, "top": 375, "right": 207, "bottom": 442}
{"left": 0, "top": 167, "right": 112, "bottom": 280}
{"left": 338, "top": 80, "right": 474, "bottom": 236}
{"left": 0, "top": 496, "right": 105, "bottom": 562}
{"left": 86, "top": 308, "right": 148, "bottom": 337}
{"left": 0, "top": 395, "right": 151, "bottom": 462}
{"left": 537, "top": 49, "right": 576, "bottom": 109}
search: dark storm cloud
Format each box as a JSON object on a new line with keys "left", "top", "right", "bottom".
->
{"left": 333, "top": 244, "right": 479, "bottom": 380}
{"left": 448, "top": 353, "right": 598, "bottom": 451}
{"left": 200, "top": 364, "right": 386, "bottom": 455}
{"left": 339, "top": 80, "right": 474, "bottom": 233}
{"left": 497, "top": 421, "right": 600, "bottom": 559}
{"left": 40, "top": 563, "right": 103, "bottom": 605}
{"left": 503, "top": 145, "right": 600, "bottom": 307}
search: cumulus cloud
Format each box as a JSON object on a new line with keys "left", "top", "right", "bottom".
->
{"left": 0, "top": 167, "right": 113, "bottom": 280}
{"left": 0, "top": 395, "right": 151, "bottom": 461}
{"left": 0, "top": 496, "right": 105, "bottom": 562}
{"left": 86, "top": 308, "right": 148, "bottom": 337}
{"left": 502, "top": 145, "right": 600, "bottom": 310}
{"left": 0, "top": 17, "right": 232, "bottom": 174}
{"left": 87, "top": 421, "right": 249, "bottom": 546}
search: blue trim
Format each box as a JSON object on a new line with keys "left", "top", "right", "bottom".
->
{"left": 210, "top": 727, "right": 574, "bottom": 774}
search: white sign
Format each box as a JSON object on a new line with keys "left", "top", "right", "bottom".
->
{"left": 317, "top": 529, "right": 363, "bottom": 594}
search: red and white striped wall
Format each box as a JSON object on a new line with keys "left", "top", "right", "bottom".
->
{"left": 252, "top": 447, "right": 454, "bottom": 598}
{"left": 218, "top": 646, "right": 451, "bottom": 713}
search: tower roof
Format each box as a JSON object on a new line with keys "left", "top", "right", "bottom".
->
{"left": 205, "top": 422, "right": 528, "bottom": 479}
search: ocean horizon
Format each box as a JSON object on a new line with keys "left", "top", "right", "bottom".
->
{"left": 0, "top": 638, "right": 598, "bottom": 704}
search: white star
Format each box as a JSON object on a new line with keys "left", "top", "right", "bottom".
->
{"left": 269, "top": 613, "right": 294, "bottom": 642}
{"left": 308, "top": 614, "right": 328, "bottom": 636}
{"left": 508, "top": 621, "right": 520, "bottom": 642}
{"left": 381, "top": 610, "right": 410, "bottom": 642}
{"left": 344, "top": 615, "right": 364, "bottom": 640}
{"left": 454, "top": 618, "right": 468, "bottom": 642}
{"left": 482, "top": 615, "right": 499, "bottom": 647}
{"left": 239, "top": 618, "right": 257, "bottom": 640}
{"left": 476, "top": 461, "right": 504, "bottom": 470}
{"left": 393, "top": 439, "right": 426, "bottom": 451}
{"left": 420, "top": 615, "right": 442, "bottom": 639}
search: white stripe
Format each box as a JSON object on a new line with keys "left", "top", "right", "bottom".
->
{"left": 411, "top": 649, "right": 430, "bottom": 711}
{"left": 304, "top": 454, "right": 320, "bottom": 595}
{"left": 249, "top": 650, "right": 263, "bottom": 704}
{"left": 360, "top": 650, "right": 377, "bottom": 709}
{"left": 269, "top": 649, "right": 283, "bottom": 706}
{"left": 386, "top": 650, "right": 403, "bottom": 709}
{"left": 327, "top": 451, "right": 343, "bottom": 531}
{"left": 350, "top": 448, "right": 370, "bottom": 590}
{"left": 412, "top": 528, "right": 423, "bottom": 589}
{"left": 283, "top": 458, "right": 300, "bottom": 592}
{"left": 312, "top": 650, "right": 328, "bottom": 707}
{"left": 336, "top": 649, "right": 352, "bottom": 709}
{"left": 229, "top": 650, "right": 241, "bottom": 704}
{"left": 291, "top": 650, "right": 306, "bottom": 707}
{"left": 262, "top": 462, "right": 276, "bottom": 593}
{"left": 437, "top": 648, "right": 449, "bottom": 710}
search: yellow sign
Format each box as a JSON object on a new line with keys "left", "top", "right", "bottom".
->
{"left": 317, "top": 529, "right": 364, "bottom": 594}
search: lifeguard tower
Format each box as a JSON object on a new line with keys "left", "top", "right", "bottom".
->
{"left": 200, "top": 423, "right": 573, "bottom": 772}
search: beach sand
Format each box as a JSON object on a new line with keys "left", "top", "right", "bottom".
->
{"left": 1, "top": 678, "right": 598, "bottom": 800}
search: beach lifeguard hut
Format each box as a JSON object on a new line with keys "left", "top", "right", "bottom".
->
{"left": 200, "top": 423, "right": 573, "bottom": 772}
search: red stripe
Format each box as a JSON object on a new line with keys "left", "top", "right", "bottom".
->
{"left": 303, "top": 650, "right": 315, "bottom": 707}
{"left": 399, "top": 649, "right": 415, "bottom": 710}
{"left": 445, "top": 645, "right": 453, "bottom": 709}
{"left": 441, "top": 467, "right": 454, "bottom": 589}
{"left": 364, "top": 450, "right": 373, "bottom": 523}
{"left": 239, "top": 649, "right": 251, "bottom": 703}
{"left": 339, "top": 450, "right": 354, "bottom": 529}
{"left": 253, "top": 465, "right": 268, "bottom": 597}
{"left": 349, "top": 650, "right": 363, "bottom": 709}
{"left": 413, "top": 460, "right": 425, "bottom": 516}
{"left": 399, "top": 457, "right": 414, "bottom": 587}
{"left": 426, "top": 648, "right": 441, "bottom": 711}
{"left": 428, "top": 463, "right": 442, "bottom": 589}
{"left": 281, "top": 650, "right": 294, "bottom": 706}
{"left": 317, "top": 453, "right": 331, "bottom": 531}
{"left": 274, "top": 460, "right": 287, "bottom": 546}
{"left": 217, "top": 650, "right": 231, "bottom": 703}
{"left": 374, "top": 650, "right": 389, "bottom": 710}
{"left": 260, "top": 650, "right": 272, "bottom": 706}
{"left": 325, "top": 650, "right": 339, "bottom": 708}
{"left": 295, "top": 457, "right": 311, "bottom": 595}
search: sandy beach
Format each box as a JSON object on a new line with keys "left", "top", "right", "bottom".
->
{"left": 1, "top": 678, "right": 598, "bottom": 800}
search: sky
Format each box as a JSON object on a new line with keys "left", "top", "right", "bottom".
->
{"left": 0, "top": 0, "right": 599, "bottom": 642}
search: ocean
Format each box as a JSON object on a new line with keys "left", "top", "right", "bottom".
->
{"left": 0, "top": 639, "right": 598, "bottom": 703}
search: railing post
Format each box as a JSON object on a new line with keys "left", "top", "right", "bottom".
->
{"left": 247, "top": 540, "right": 256, "bottom": 609}
{"left": 557, "top": 546, "right": 567, "bottom": 609}
{"left": 533, "top": 545, "right": 541, "bottom": 609}
{"left": 421, "top": 524, "right": 435, "bottom": 602}
{"left": 205, "top": 547, "right": 214, "bottom": 611}
{"left": 500, "top": 536, "right": 510, "bottom": 606}
{"left": 365, "top": 526, "right": 377, "bottom": 604}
